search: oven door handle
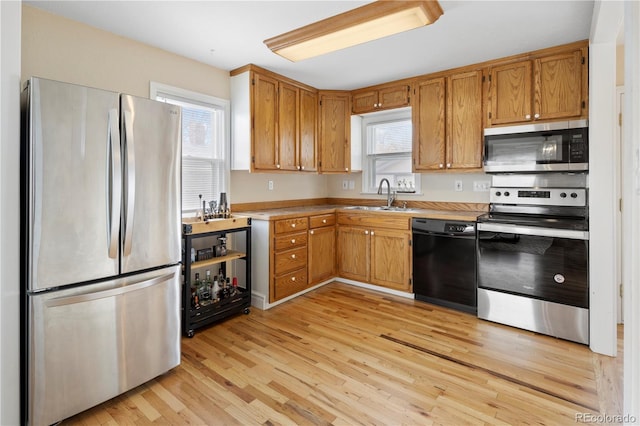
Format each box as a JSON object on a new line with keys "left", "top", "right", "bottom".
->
{"left": 477, "top": 222, "right": 589, "bottom": 240}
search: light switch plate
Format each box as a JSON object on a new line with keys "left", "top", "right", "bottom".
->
{"left": 342, "top": 180, "right": 348, "bottom": 190}
{"left": 268, "top": 180, "right": 274, "bottom": 190}
{"left": 454, "top": 180, "right": 463, "bottom": 192}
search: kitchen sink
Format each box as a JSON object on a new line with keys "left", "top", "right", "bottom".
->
{"left": 343, "top": 206, "right": 419, "bottom": 213}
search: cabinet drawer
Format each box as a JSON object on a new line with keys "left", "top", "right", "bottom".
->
{"left": 309, "top": 213, "right": 335, "bottom": 228}
{"left": 274, "top": 231, "right": 307, "bottom": 251}
{"left": 274, "top": 269, "right": 308, "bottom": 300}
{"left": 274, "top": 246, "right": 307, "bottom": 275}
{"left": 274, "top": 217, "right": 308, "bottom": 234}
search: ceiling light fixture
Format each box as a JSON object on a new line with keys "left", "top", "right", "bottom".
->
{"left": 264, "top": 1, "right": 443, "bottom": 62}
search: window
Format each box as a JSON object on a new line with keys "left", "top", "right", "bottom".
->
{"left": 362, "top": 108, "right": 419, "bottom": 194}
{"left": 150, "top": 82, "right": 230, "bottom": 213}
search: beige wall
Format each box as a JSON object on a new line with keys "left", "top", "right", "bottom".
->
{"left": 617, "top": 44, "right": 624, "bottom": 85}
{"left": 21, "top": 5, "right": 229, "bottom": 99}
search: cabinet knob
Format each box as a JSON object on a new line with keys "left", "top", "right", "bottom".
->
{"left": 291, "top": 223, "right": 296, "bottom": 228}
{"left": 378, "top": 103, "right": 382, "bottom": 108}
{"left": 446, "top": 163, "right": 451, "bottom": 168}
{"left": 345, "top": 167, "right": 349, "bottom": 172}
{"left": 525, "top": 114, "right": 531, "bottom": 119}
{"left": 371, "top": 231, "right": 375, "bottom": 236}
{"left": 310, "top": 230, "right": 314, "bottom": 235}
{"left": 291, "top": 254, "right": 296, "bottom": 259}
{"left": 439, "top": 164, "right": 444, "bottom": 168}
{"left": 298, "top": 165, "right": 301, "bottom": 170}
{"left": 365, "top": 230, "right": 369, "bottom": 235}
{"left": 322, "top": 219, "right": 327, "bottom": 223}
{"left": 291, "top": 239, "right": 296, "bottom": 244}
{"left": 301, "top": 166, "right": 305, "bottom": 170}
{"left": 291, "top": 276, "right": 296, "bottom": 282}
{"left": 277, "top": 164, "right": 281, "bottom": 169}
{"left": 374, "top": 103, "right": 378, "bottom": 108}
{"left": 534, "top": 113, "right": 540, "bottom": 119}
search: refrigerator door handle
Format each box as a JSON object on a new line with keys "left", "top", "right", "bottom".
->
{"left": 45, "top": 271, "right": 176, "bottom": 307}
{"left": 107, "top": 109, "right": 122, "bottom": 259}
{"left": 122, "top": 109, "right": 136, "bottom": 257}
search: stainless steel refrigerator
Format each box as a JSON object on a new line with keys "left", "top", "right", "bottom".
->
{"left": 21, "top": 77, "right": 182, "bottom": 425}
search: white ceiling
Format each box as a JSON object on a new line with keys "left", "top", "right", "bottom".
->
{"left": 25, "top": 0, "right": 595, "bottom": 90}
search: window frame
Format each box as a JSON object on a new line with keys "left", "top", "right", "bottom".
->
{"left": 150, "top": 82, "right": 230, "bottom": 215}
{"left": 360, "top": 107, "right": 420, "bottom": 195}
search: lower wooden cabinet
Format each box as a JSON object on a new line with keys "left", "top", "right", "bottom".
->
{"left": 337, "top": 213, "right": 412, "bottom": 292}
{"left": 370, "top": 228, "right": 411, "bottom": 291}
{"left": 271, "top": 217, "right": 308, "bottom": 302}
{"left": 308, "top": 214, "right": 336, "bottom": 285}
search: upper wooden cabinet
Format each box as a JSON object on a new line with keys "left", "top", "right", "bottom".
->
{"left": 252, "top": 73, "right": 279, "bottom": 171}
{"left": 318, "top": 91, "right": 351, "bottom": 173}
{"left": 230, "top": 65, "right": 318, "bottom": 172}
{"left": 351, "top": 83, "right": 411, "bottom": 114}
{"left": 487, "top": 47, "right": 587, "bottom": 126}
{"left": 413, "top": 70, "right": 483, "bottom": 171}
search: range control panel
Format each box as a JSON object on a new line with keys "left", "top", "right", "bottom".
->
{"left": 490, "top": 187, "right": 587, "bottom": 207}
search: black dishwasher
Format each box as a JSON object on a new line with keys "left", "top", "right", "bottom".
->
{"left": 412, "top": 218, "right": 477, "bottom": 314}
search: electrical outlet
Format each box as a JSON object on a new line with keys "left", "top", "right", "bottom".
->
{"left": 454, "top": 180, "right": 463, "bottom": 192}
{"left": 268, "top": 180, "right": 274, "bottom": 190}
{"left": 342, "top": 180, "right": 348, "bottom": 190}
{"left": 473, "top": 181, "right": 491, "bottom": 192}
{"left": 348, "top": 180, "right": 355, "bottom": 190}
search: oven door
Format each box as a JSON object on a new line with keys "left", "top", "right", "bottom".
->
{"left": 476, "top": 222, "right": 589, "bottom": 308}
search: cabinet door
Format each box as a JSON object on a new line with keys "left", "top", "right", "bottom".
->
{"left": 252, "top": 73, "right": 279, "bottom": 170}
{"left": 337, "top": 226, "right": 369, "bottom": 282}
{"left": 378, "top": 84, "right": 411, "bottom": 110}
{"left": 446, "top": 70, "right": 483, "bottom": 169}
{"left": 413, "top": 78, "right": 446, "bottom": 171}
{"left": 278, "top": 82, "right": 299, "bottom": 171}
{"left": 534, "top": 49, "right": 584, "bottom": 121}
{"left": 308, "top": 226, "right": 336, "bottom": 285}
{"left": 488, "top": 61, "right": 532, "bottom": 125}
{"left": 352, "top": 90, "right": 378, "bottom": 114}
{"left": 299, "top": 89, "right": 318, "bottom": 172}
{"left": 319, "top": 92, "right": 351, "bottom": 173}
{"left": 370, "top": 229, "right": 411, "bottom": 291}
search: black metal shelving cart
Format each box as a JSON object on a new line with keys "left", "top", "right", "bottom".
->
{"left": 182, "top": 217, "right": 251, "bottom": 337}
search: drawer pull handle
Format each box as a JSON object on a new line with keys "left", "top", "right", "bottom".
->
{"left": 291, "top": 254, "right": 296, "bottom": 259}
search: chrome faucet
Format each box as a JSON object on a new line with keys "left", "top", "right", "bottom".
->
{"left": 377, "top": 178, "right": 396, "bottom": 208}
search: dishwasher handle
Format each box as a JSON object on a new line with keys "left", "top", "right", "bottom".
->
{"left": 412, "top": 228, "right": 476, "bottom": 239}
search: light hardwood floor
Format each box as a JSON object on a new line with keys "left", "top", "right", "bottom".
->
{"left": 66, "top": 282, "right": 624, "bottom": 425}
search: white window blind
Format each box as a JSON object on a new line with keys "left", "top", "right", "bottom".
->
{"left": 362, "top": 108, "right": 419, "bottom": 194}
{"left": 150, "top": 83, "right": 230, "bottom": 212}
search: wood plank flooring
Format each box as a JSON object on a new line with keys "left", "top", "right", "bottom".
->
{"left": 66, "top": 282, "right": 624, "bottom": 425}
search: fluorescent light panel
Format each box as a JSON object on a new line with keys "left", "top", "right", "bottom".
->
{"left": 264, "top": 1, "right": 443, "bottom": 62}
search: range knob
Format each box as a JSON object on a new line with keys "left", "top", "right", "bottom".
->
{"left": 571, "top": 192, "right": 578, "bottom": 198}
{"left": 504, "top": 191, "right": 510, "bottom": 197}
{"left": 560, "top": 192, "right": 567, "bottom": 198}
{"left": 495, "top": 191, "right": 502, "bottom": 196}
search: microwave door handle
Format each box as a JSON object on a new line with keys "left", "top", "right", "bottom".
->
{"left": 107, "top": 109, "right": 121, "bottom": 259}
{"left": 122, "top": 109, "right": 136, "bottom": 257}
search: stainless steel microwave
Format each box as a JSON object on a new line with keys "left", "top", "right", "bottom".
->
{"left": 483, "top": 120, "right": 588, "bottom": 173}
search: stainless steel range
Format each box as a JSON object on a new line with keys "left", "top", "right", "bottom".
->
{"left": 476, "top": 173, "right": 589, "bottom": 344}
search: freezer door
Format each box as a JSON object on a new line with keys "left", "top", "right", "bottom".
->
{"left": 26, "top": 78, "right": 121, "bottom": 291}
{"left": 120, "top": 95, "right": 181, "bottom": 274}
{"left": 27, "top": 265, "right": 181, "bottom": 426}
